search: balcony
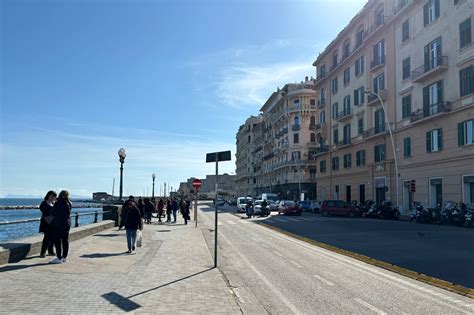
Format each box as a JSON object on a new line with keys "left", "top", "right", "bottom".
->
{"left": 329, "top": 62, "right": 338, "bottom": 72}
{"left": 336, "top": 109, "right": 353, "bottom": 121}
{"left": 411, "top": 56, "right": 448, "bottom": 83}
{"left": 317, "top": 99, "right": 326, "bottom": 107}
{"left": 307, "top": 141, "right": 318, "bottom": 148}
{"left": 316, "top": 72, "right": 327, "bottom": 81}
{"left": 370, "top": 55, "right": 386, "bottom": 71}
{"left": 292, "top": 124, "right": 301, "bottom": 131}
{"left": 315, "top": 145, "right": 329, "bottom": 155}
{"left": 410, "top": 102, "right": 451, "bottom": 122}
{"left": 336, "top": 138, "right": 351, "bottom": 147}
{"left": 309, "top": 123, "right": 321, "bottom": 131}
{"left": 362, "top": 124, "right": 387, "bottom": 138}
{"left": 367, "top": 89, "right": 387, "bottom": 106}
{"left": 394, "top": 0, "right": 410, "bottom": 15}
{"left": 282, "top": 127, "right": 288, "bottom": 134}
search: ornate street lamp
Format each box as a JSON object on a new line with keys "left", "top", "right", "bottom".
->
{"left": 118, "top": 148, "right": 126, "bottom": 201}
{"left": 152, "top": 173, "right": 156, "bottom": 199}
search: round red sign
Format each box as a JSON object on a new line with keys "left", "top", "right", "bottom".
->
{"left": 192, "top": 179, "right": 202, "bottom": 188}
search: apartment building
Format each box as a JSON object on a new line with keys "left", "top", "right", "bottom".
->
{"left": 312, "top": 0, "right": 474, "bottom": 212}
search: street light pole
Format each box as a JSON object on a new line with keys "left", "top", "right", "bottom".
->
{"left": 152, "top": 173, "right": 156, "bottom": 199}
{"left": 364, "top": 91, "right": 399, "bottom": 209}
{"left": 117, "top": 148, "right": 126, "bottom": 202}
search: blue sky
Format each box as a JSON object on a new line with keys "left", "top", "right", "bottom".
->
{"left": 0, "top": 0, "right": 366, "bottom": 197}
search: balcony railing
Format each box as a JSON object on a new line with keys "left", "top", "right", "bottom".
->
{"left": 367, "top": 89, "right": 387, "bottom": 105}
{"left": 411, "top": 56, "right": 448, "bottom": 83}
{"left": 336, "top": 108, "right": 352, "bottom": 121}
{"left": 411, "top": 102, "right": 451, "bottom": 122}
{"left": 292, "top": 124, "right": 301, "bottom": 131}
{"left": 317, "top": 99, "right": 326, "bottom": 107}
{"left": 370, "top": 55, "right": 386, "bottom": 70}
{"left": 330, "top": 62, "right": 338, "bottom": 72}
{"left": 362, "top": 124, "right": 386, "bottom": 138}
{"left": 282, "top": 127, "right": 288, "bottom": 134}
{"left": 394, "top": 0, "right": 410, "bottom": 14}
{"left": 317, "top": 72, "right": 327, "bottom": 81}
{"left": 315, "top": 146, "right": 329, "bottom": 155}
{"left": 309, "top": 123, "right": 321, "bottom": 131}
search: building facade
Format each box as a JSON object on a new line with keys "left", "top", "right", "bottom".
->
{"left": 312, "top": 0, "right": 474, "bottom": 212}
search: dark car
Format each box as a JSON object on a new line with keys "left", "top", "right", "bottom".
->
{"left": 278, "top": 200, "right": 302, "bottom": 216}
{"left": 320, "top": 200, "right": 360, "bottom": 217}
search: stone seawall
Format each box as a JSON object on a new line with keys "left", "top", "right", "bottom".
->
{"left": 0, "top": 220, "right": 115, "bottom": 265}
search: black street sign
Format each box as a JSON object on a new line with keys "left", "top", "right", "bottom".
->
{"left": 206, "top": 150, "right": 231, "bottom": 163}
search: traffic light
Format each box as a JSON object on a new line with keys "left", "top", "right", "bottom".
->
{"left": 410, "top": 180, "right": 416, "bottom": 192}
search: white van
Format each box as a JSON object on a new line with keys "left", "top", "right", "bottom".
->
{"left": 237, "top": 197, "right": 253, "bottom": 212}
{"left": 259, "top": 193, "right": 278, "bottom": 202}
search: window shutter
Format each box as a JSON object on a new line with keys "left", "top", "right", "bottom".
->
{"left": 437, "top": 80, "right": 443, "bottom": 103}
{"left": 361, "top": 87, "right": 365, "bottom": 104}
{"left": 437, "top": 129, "right": 442, "bottom": 150}
{"left": 354, "top": 90, "right": 358, "bottom": 106}
{"left": 424, "top": 44, "right": 430, "bottom": 71}
{"left": 435, "top": 0, "right": 440, "bottom": 19}
{"left": 423, "top": 3, "right": 429, "bottom": 26}
{"left": 423, "top": 86, "right": 430, "bottom": 117}
{"left": 426, "top": 131, "right": 432, "bottom": 152}
{"left": 458, "top": 122, "right": 465, "bottom": 146}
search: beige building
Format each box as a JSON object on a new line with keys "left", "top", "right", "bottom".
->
{"left": 312, "top": 0, "right": 474, "bottom": 213}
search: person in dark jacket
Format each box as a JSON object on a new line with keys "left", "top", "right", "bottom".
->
{"left": 180, "top": 199, "right": 190, "bottom": 225}
{"left": 166, "top": 199, "right": 172, "bottom": 222}
{"left": 137, "top": 198, "right": 145, "bottom": 218}
{"left": 157, "top": 199, "right": 164, "bottom": 222}
{"left": 39, "top": 190, "right": 57, "bottom": 257}
{"left": 49, "top": 190, "right": 72, "bottom": 264}
{"left": 171, "top": 198, "right": 178, "bottom": 223}
{"left": 144, "top": 198, "right": 153, "bottom": 224}
{"left": 120, "top": 195, "right": 143, "bottom": 253}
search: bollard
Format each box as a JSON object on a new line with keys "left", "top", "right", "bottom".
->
{"left": 75, "top": 213, "right": 79, "bottom": 227}
{"left": 94, "top": 211, "right": 98, "bottom": 223}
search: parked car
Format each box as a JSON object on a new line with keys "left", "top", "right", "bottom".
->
{"left": 320, "top": 200, "right": 360, "bottom": 217}
{"left": 268, "top": 200, "right": 279, "bottom": 212}
{"left": 297, "top": 200, "right": 313, "bottom": 212}
{"left": 278, "top": 200, "right": 302, "bottom": 216}
{"left": 311, "top": 200, "right": 322, "bottom": 213}
{"left": 237, "top": 197, "right": 253, "bottom": 213}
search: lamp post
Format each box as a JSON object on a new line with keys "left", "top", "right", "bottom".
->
{"left": 152, "top": 173, "right": 156, "bottom": 199}
{"left": 118, "top": 148, "right": 126, "bottom": 202}
{"left": 364, "top": 90, "right": 399, "bottom": 209}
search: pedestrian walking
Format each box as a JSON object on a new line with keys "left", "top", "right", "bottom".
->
{"left": 166, "top": 199, "right": 172, "bottom": 222}
{"left": 144, "top": 198, "right": 153, "bottom": 224}
{"left": 119, "top": 195, "right": 143, "bottom": 254}
{"left": 180, "top": 199, "right": 190, "bottom": 225}
{"left": 39, "top": 190, "right": 57, "bottom": 257}
{"left": 49, "top": 190, "right": 72, "bottom": 264}
{"left": 137, "top": 197, "right": 145, "bottom": 218}
{"left": 171, "top": 198, "right": 178, "bottom": 223}
{"left": 157, "top": 198, "right": 164, "bottom": 222}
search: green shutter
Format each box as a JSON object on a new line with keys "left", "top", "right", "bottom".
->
{"left": 458, "top": 122, "right": 465, "bottom": 146}
{"left": 435, "top": 0, "right": 440, "bottom": 19}
{"left": 437, "top": 80, "right": 443, "bottom": 103}
{"left": 426, "top": 131, "right": 432, "bottom": 152}
{"left": 423, "top": 3, "right": 429, "bottom": 26}
{"left": 423, "top": 86, "right": 430, "bottom": 117}
{"left": 437, "top": 129, "right": 443, "bottom": 150}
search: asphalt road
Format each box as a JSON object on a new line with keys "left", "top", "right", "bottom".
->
{"left": 198, "top": 204, "right": 474, "bottom": 314}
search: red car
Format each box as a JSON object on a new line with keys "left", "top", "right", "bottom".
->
{"left": 277, "top": 200, "right": 302, "bottom": 216}
{"left": 320, "top": 200, "right": 360, "bottom": 217}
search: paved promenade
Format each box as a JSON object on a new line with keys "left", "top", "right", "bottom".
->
{"left": 0, "top": 218, "right": 242, "bottom": 314}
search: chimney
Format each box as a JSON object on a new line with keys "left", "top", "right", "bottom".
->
{"left": 305, "top": 76, "right": 309, "bottom": 82}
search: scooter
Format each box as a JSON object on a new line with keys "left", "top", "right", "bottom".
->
{"left": 377, "top": 201, "right": 400, "bottom": 219}
{"left": 260, "top": 204, "right": 270, "bottom": 217}
{"left": 465, "top": 205, "right": 474, "bottom": 228}
{"left": 245, "top": 203, "right": 254, "bottom": 218}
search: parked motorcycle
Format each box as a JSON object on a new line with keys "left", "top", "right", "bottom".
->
{"left": 409, "top": 202, "right": 423, "bottom": 222}
{"left": 464, "top": 204, "right": 474, "bottom": 228}
{"left": 359, "top": 200, "right": 375, "bottom": 218}
{"left": 377, "top": 201, "right": 400, "bottom": 220}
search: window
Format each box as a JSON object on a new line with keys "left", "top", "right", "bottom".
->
{"left": 294, "top": 116, "right": 300, "bottom": 125}
{"left": 332, "top": 52, "right": 338, "bottom": 68}
{"left": 460, "top": 18, "right": 471, "bottom": 49}
{"left": 333, "top": 129, "right": 339, "bottom": 145}
{"left": 402, "top": 19, "right": 410, "bottom": 42}
{"left": 343, "top": 154, "right": 352, "bottom": 169}
{"left": 343, "top": 124, "right": 351, "bottom": 145}
{"left": 332, "top": 156, "right": 340, "bottom": 171}
{"left": 424, "top": 37, "right": 442, "bottom": 71}
{"left": 310, "top": 133, "right": 316, "bottom": 143}
{"left": 404, "top": 137, "right": 412, "bottom": 157}
{"left": 355, "top": 28, "right": 365, "bottom": 48}
{"left": 356, "top": 150, "right": 366, "bottom": 166}
{"left": 310, "top": 116, "right": 316, "bottom": 125}
{"left": 374, "top": 144, "right": 386, "bottom": 162}
{"left": 343, "top": 68, "right": 350, "bottom": 85}
{"left": 402, "top": 95, "right": 412, "bottom": 119}
{"left": 375, "top": 8, "right": 384, "bottom": 27}
{"left": 373, "top": 40, "right": 385, "bottom": 65}
{"left": 319, "top": 65, "right": 326, "bottom": 77}
{"left": 293, "top": 133, "right": 299, "bottom": 144}
{"left": 343, "top": 41, "right": 351, "bottom": 59}
{"left": 373, "top": 73, "right": 385, "bottom": 93}
{"left": 310, "top": 169, "right": 316, "bottom": 180}
{"left": 354, "top": 87, "right": 364, "bottom": 106}
{"left": 355, "top": 56, "right": 364, "bottom": 76}
{"left": 332, "top": 103, "right": 339, "bottom": 119}
{"left": 426, "top": 129, "right": 443, "bottom": 152}
{"left": 331, "top": 77, "right": 338, "bottom": 94}
{"left": 343, "top": 95, "right": 351, "bottom": 114}
{"left": 320, "top": 88, "right": 326, "bottom": 102}
{"left": 424, "top": 0, "right": 439, "bottom": 26}
{"left": 460, "top": 65, "right": 474, "bottom": 97}
{"left": 423, "top": 80, "right": 443, "bottom": 116}
{"left": 458, "top": 119, "right": 474, "bottom": 146}
{"left": 374, "top": 109, "right": 385, "bottom": 133}
{"left": 320, "top": 160, "right": 326, "bottom": 173}
{"left": 320, "top": 110, "right": 326, "bottom": 123}
{"left": 358, "top": 118, "right": 364, "bottom": 135}
{"left": 310, "top": 99, "right": 316, "bottom": 106}
{"left": 402, "top": 57, "right": 411, "bottom": 80}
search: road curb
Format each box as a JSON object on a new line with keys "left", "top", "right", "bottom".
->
{"left": 260, "top": 223, "right": 474, "bottom": 299}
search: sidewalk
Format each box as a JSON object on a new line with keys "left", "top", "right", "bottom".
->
{"left": 0, "top": 218, "right": 242, "bottom": 314}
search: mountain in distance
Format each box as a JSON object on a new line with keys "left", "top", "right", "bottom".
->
{"left": 3, "top": 193, "right": 90, "bottom": 199}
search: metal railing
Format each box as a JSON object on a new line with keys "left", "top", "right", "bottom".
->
{"left": 411, "top": 56, "right": 448, "bottom": 81}
{"left": 370, "top": 55, "right": 386, "bottom": 69}
{"left": 0, "top": 210, "right": 110, "bottom": 227}
{"left": 292, "top": 124, "right": 301, "bottom": 131}
{"left": 317, "top": 99, "right": 326, "bottom": 107}
{"left": 336, "top": 108, "right": 352, "bottom": 120}
{"left": 411, "top": 102, "right": 451, "bottom": 122}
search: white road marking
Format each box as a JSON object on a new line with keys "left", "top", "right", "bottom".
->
{"left": 273, "top": 218, "right": 288, "bottom": 222}
{"left": 290, "top": 260, "right": 303, "bottom": 268}
{"left": 227, "top": 221, "right": 236, "bottom": 225}
{"left": 273, "top": 251, "right": 284, "bottom": 257}
{"left": 286, "top": 217, "right": 299, "bottom": 222}
{"left": 312, "top": 274, "right": 335, "bottom": 286}
{"left": 299, "top": 217, "right": 314, "bottom": 221}
{"left": 218, "top": 231, "right": 301, "bottom": 314}
{"left": 353, "top": 298, "right": 387, "bottom": 315}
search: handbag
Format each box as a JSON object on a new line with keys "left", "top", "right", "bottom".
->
{"left": 136, "top": 230, "right": 143, "bottom": 247}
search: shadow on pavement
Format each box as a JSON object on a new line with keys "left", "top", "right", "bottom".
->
{"left": 80, "top": 252, "right": 127, "bottom": 259}
{"left": 127, "top": 268, "right": 214, "bottom": 299}
{"left": 0, "top": 262, "right": 50, "bottom": 273}
{"left": 101, "top": 292, "right": 141, "bottom": 312}
{"left": 93, "top": 233, "right": 121, "bottom": 237}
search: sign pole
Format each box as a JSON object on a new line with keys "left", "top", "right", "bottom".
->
{"left": 214, "top": 160, "right": 218, "bottom": 268}
{"left": 194, "top": 191, "right": 198, "bottom": 228}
